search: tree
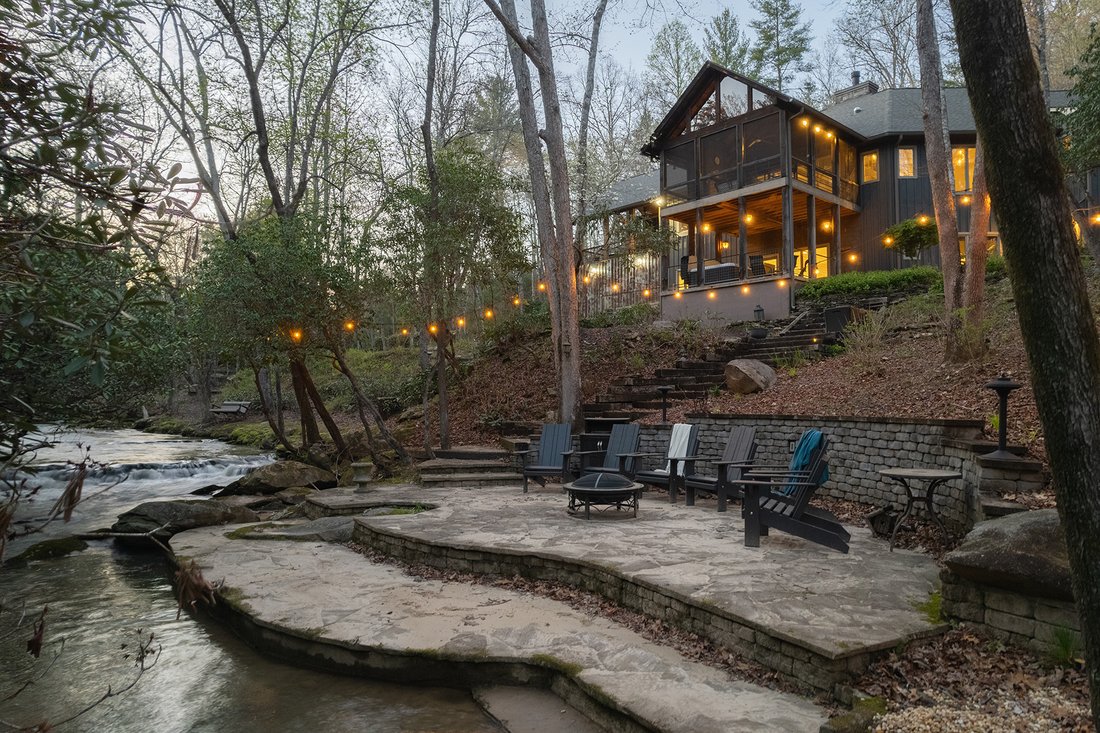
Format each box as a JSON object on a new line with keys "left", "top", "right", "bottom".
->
{"left": 834, "top": 0, "right": 920, "bottom": 89}
{"left": 483, "top": 0, "right": 585, "bottom": 426}
{"left": 1064, "top": 25, "right": 1100, "bottom": 260}
{"left": 951, "top": 0, "right": 1100, "bottom": 724}
{"left": 916, "top": 0, "right": 965, "bottom": 358}
{"left": 704, "top": 9, "right": 758, "bottom": 77}
{"left": 644, "top": 20, "right": 703, "bottom": 115}
{"left": 749, "top": 0, "right": 812, "bottom": 93}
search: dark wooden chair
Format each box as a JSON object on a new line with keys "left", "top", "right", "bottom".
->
{"left": 566, "top": 423, "right": 641, "bottom": 477}
{"left": 680, "top": 425, "right": 757, "bottom": 512}
{"left": 622, "top": 423, "right": 699, "bottom": 503}
{"left": 514, "top": 423, "right": 572, "bottom": 493}
{"left": 731, "top": 430, "right": 850, "bottom": 553}
{"left": 748, "top": 254, "right": 767, "bottom": 277}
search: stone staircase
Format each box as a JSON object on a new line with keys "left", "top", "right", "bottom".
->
{"left": 417, "top": 446, "right": 522, "bottom": 488}
{"left": 584, "top": 311, "right": 830, "bottom": 417}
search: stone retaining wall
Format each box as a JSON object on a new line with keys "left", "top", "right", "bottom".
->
{"left": 940, "top": 570, "right": 1082, "bottom": 655}
{"left": 353, "top": 519, "right": 873, "bottom": 699}
{"left": 632, "top": 414, "right": 984, "bottom": 529}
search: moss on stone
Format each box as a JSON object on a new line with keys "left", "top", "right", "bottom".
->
{"left": 7, "top": 536, "right": 88, "bottom": 565}
{"left": 530, "top": 653, "right": 584, "bottom": 677}
{"left": 914, "top": 591, "right": 943, "bottom": 624}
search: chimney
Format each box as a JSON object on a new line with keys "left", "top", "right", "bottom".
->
{"left": 831, "top": 72, "right": 878, "bottom": 107}
{"left": 851, "top": 70, "right": 860, "bottom": 86}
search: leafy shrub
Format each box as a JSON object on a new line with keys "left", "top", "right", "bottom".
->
{"left": 984, "top": 254, "right": 1008, "bottom": 281}
{"left": 883, "top": 217, "right": 939, "bottom": 257}
{"left": 796, "top": 267, "right": 943, "bottom": 303}
{"left": 482, "top": 300, "right": 552, "bottom": 350}
{"left": 580, "top": 302, "right": 659, "bottom": 328}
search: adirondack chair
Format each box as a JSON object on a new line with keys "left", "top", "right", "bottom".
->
{"left": 515, "top": 423, "right": 572, "bottom": 493}
{"left": 622, "top": 423, "right": 699, "bottom": 503}
{"left": 680, "top": 425, "right": 757, "bottom": 512}
{"left": 731, "top": 430, "right": 851, "bottom": 554}
{"left": 566, "top": 423, "right": 641, "bottom": 478}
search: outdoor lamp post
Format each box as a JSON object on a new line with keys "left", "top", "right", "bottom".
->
{"left": 656, "top": 385, "right": 674, "bottom": 423}
{"left": 984, "top": 374, "right": 1022, "bottom": 460}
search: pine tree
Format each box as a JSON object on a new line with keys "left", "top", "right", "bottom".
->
{"left": 644, "top": 20, "right": 703, "bottom": 114}
{"left": 749, "top": 0, "right": 812, "bottom": 92}
{"left": 704, "top": 9, "right": 758, "bottom": 78}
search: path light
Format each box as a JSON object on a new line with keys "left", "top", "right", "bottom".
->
{"left": 754, "top": 304, "right": 764, "bottom": 321}
{"left": 656, "top": 385, "right": 674, "bottom": 423}
{"left": 984, "top": 374, "right": 1022, "bottom": 460}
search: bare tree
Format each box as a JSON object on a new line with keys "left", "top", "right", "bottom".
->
{"left": 570, "top": 0, "right": 610, "bottom": 256}
{"left": 916, "top": 0, "right": 965, "bottom": 358}
{"left": 834, "top": 0, "right": 920, "bottom": 89}
{"left": 951, "top": 0, "right": 1100, "bottom": 723}
{"left": 483, "top": 0, "right": 584, "bottom": 426}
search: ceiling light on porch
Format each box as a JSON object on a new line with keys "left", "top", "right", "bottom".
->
{"left": 826, "top": 131, "right": 835, "bottom": 139}
{"left": 821, "top": 220, "right": 832, "bottom": 231}
{"left": 707, "top": 290, "right": 717, "bottom": 300}
{"left": 813, "top": 124, "right": 822, "bottom": 133}
{"left": 702, "top": 222, "right": 712, "bottom": 233}
{"left": 720, "top": 241, "right": 730, "bottom": 249}
{"left": 653, "top": 196, "right": 666, "bottom": 207}
{"left": 801, "top": 118, "right": 810, "bottom": 128}
{"left": 744, "top": 214, "right": 754, "bottom": 224}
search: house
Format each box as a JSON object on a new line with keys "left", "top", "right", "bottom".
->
{"left": 587, "top": 62, "right": 1076, "bottom": 322}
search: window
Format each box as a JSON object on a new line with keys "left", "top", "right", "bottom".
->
{"left": 898, "top": 147, "right": 916, "bottom": 178}
{"left": 719, "top": 77, "right": 749, "bottom": 119}
{"left": 663, "top": 139, "right": 696, "bottom": 200}
{"left": 862, "top": 151, "right": 880, "bottom": 183}
{"left": 952, "top": 146, "right": 976, "bottom": 191}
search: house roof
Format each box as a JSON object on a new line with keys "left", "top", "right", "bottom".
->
{"left": 820, "top": 87, "right": 1073, "bottom": 140}
{"left": 641, "top": 61, "right": 867, "bottom": 158}
{"left": 600, "top": 170, "right": 659, "bottom": 213}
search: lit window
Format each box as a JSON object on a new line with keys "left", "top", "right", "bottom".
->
{"left": 952, "top": 146, "right": 975, "bottom": 192}
{"left": 898, "top": 147, "right": 916, "bottom": 178}
{"left": 862, "top": 151, "right": 879, "bottom": 183}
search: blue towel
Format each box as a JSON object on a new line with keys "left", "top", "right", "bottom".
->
{"left": 782, "top": 429, "right": 828, "bottom": 494}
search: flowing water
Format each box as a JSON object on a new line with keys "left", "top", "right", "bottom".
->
{"left": 1, "top": 428, "right": 500, "bottom": 732}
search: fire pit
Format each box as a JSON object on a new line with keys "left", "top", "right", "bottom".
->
{"left": 563, "top": 473, "right": 644, "bottom": 520}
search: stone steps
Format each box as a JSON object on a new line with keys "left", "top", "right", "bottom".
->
{"left": 980, "top": 493, "right": 1029, "bottom": 518}
{"left": 419, "top": 472, "right": 524, "bottom": 488}
{"left": 417, "top": 458, "right": 512, "bottom": 476}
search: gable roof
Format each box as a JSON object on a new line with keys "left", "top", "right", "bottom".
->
{"left": 599, "top": 170, "right": 659, "bottom": 213}
{"left": 642, "top": 61, "right": 867, "bottom": 158}
{"left": 820, "top": 87, "right": 1073, "bottom": 140}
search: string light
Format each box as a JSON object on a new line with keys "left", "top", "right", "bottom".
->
{"left": 484, "top": 308, "right": 494, "bottom": 319}
{"left": 343, "top": 320, "right": 355, "bottom": 332}
{"left": 290, "top": 329, "right": 303, "bottom": 343}
{"left": 401, "top": 327, "right": 410, "bottom": 336}
{"left": 917, "top": 215, "right": 930, "bottom": 225}
{"left": 611, "top": 283, "right": 621, "bottom": 293}
{"left": 456, "top": 316, "right": 466, "bottom": 328}
{"left": 643, "top": 289, "right": 651, "bottom": 298}
{"left": 848, "top": 253, "right": 858, "bottom": 263}
{"left": 428, "top": 324, "right": 438, "bottom": 335}
{"left": 537, "top": 282, "right": 547, "bottom": 292}
{"left": 512, "top": 296, "right": 521, "bottom": 306}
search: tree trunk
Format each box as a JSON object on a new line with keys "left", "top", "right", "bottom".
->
{"left": 963, "top": 139, "right": 991, "bottom": 339}
{"left": 951, "top": 0, "right": 1100, "bottom": 724}
{"left": 289, "top": 357, "right": 321, "bottom": 449}
{"left": 297, "top": 360, "right": 349, "bottom": 458}
{"left": 916, "top": 0, "right": 964, "bottom": 358}
{"left": 253, "top": 366, "right": 295, "bottom": 454}
{"left": 274, "top": 366, "right": 285, "bottom": 439}
{"left": 329, "top": 343, "right": 411, "bottom": 464}
{"left": 435, "top": 328, "right": 451, "bottom": 450}
{"left": 572, "top": 0, "right": 610, "bottom": 260}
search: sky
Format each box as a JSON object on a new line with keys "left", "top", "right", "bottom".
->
{"left": 592, "top": 0, "right": 844, "bottom": 72}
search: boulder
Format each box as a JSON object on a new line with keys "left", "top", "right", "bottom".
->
{"left": 943, "top": 509, "right": 1073, "bottom": 601}
{"left": 724, "top": 359, "right": 777, "bottom": 395}
{"left": 112, "top": 500, "right": 260, "bottom": 542}
{"left": 218, "top": 460, "right": 336, "bottom": 496}
{"left": 246, "top": 517, "right": 355, "bottom": 543}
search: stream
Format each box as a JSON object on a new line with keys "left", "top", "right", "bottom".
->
{"left": 0, "top": 427, "right": 500, "bottom": 732}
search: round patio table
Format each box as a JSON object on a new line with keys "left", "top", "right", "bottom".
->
{"left": 564, "top": 473, "right": 644, "bottom": 520}
{"left": 878, "top": 467, "right": 961, "bottom": 551}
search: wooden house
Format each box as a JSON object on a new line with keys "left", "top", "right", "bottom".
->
{"left": 590, "top": 62, "right": 1074, "bottom": 322}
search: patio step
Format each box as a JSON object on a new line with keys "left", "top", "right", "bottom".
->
{"left": 431, "top": 446, "right": 510, "bottom": 461}
{"left": 419, "top": 471, "right": 523, "bottom": 488}
{"left": 980, "top": 493, "right": 1029, "bottom": 518}
{"left": 417, "top": 458, "right": 512, "bottom": 477}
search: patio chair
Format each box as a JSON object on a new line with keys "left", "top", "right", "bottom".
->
{"left": 680, "top": 425, "right": 757, "bottom": 512}
{"left": 622, "top": 423, "right": 699, "bottom": 503}
{"left": 729, "top": 429, "right": 850, "bottom": 553}
{"left": 748, "top": 254, "right": 767, "bottom": 277}
{"left": 515, "top": 423, "right": 572, "bottom": 493}
{"left": 566, "top": 423, "right": 641, "bottom": 477}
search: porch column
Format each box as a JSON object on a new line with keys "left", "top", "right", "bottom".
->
{"left": 781, "top": 185, "right": 794, "bottom": 276}
{"left": 807, "top": 193, "right": 817, "bottom": 278}
{"left": 695, "top": 208, "right": 705, "bottom": 287}
{"left": 738, "top": 197, "right": 748, "bottom": 277}
{"left": 834, "top": 202, "right": 843, "bottom": 274}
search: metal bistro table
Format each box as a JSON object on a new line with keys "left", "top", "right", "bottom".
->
{"left": 564, "top": 473, "right": 644, "bottom": 520}
{"left": 878, "top": 467, "right": 961, "bottom": 551}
